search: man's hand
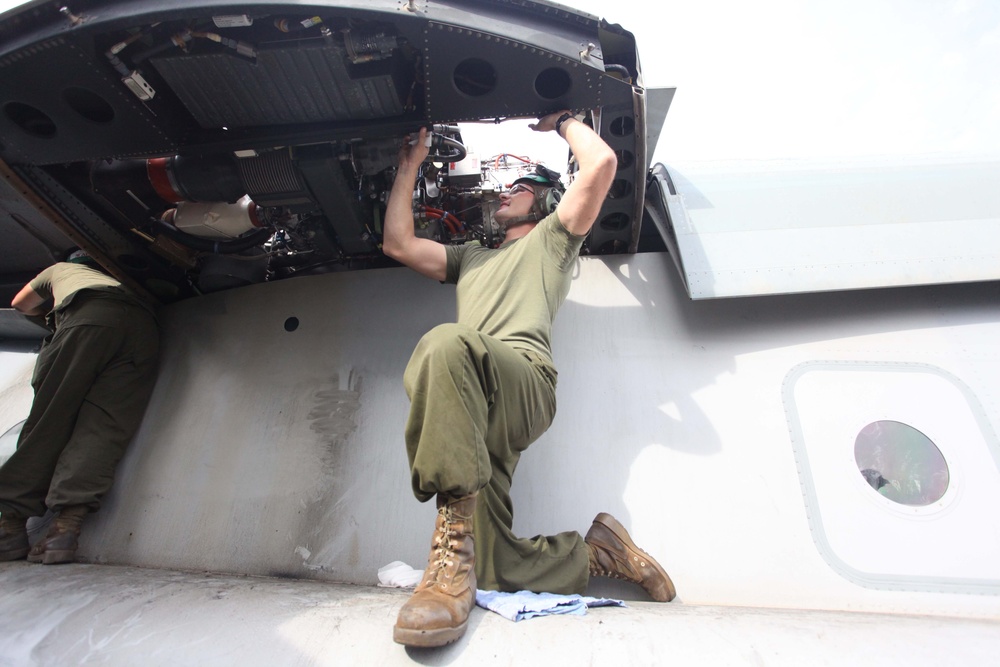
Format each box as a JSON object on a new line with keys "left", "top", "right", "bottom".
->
{"left": 383, "top": 127, "right": 447, "bottom": 281}
{"left": 529, "top": 110, "right": 571, "bottom": 134}
{"left": 398, "top": 127, "right": 430, "bottom": 174}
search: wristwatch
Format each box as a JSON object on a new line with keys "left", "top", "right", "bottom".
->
{"left": 554, "top": 112, "right": 575, "bottom": 137}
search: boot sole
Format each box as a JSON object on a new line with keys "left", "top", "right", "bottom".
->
{"left": 393, "top": 620, "right": 468, "bottom": 648}
{"left": 593, "top": 512, "right": 676, "bottom": 602}
{"left": 40, "top": 549, "right": 76, "bottom": 564}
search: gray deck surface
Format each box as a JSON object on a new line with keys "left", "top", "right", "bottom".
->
{"left": 2, "top": 562, "right": 998, "bottom": 666}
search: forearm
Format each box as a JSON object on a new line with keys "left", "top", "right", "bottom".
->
{"left": 548, "top": 115, "right": 616, "bottom": 235}
{"left": 383, "top": 163, "right": 420, "bottom": 259}
{"left": 380, "top": 128, "right": 446, "bottom": 279}
{"left": 560, "top": 117, "right": 616, "bottom": 186}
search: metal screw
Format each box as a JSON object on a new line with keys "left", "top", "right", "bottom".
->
{"left": 59, "top": 6, "right": 84, "bottom": 26}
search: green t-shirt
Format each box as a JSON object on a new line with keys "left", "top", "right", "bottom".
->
{"left": 444, "top": 211, "right": 585, "bottom": 371}
{"left": 29, "top": 262, "right": 124, "bottom": 313}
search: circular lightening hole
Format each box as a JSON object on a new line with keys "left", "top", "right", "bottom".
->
{"left": 610, "top": 116, "right": 635, "bottom": 137}
{"left": 63, "top": 87, "right": 115, "bottom": 123}
{"left": 453, "top": 58, "right": 497, "bottom": 97}
{"left": 598, "top": 212, "right": 630, "bottom": 231}
{"left": 4, "top": 102, "right": 56, "bottom": 138}
{"left": 607, "top": 179, "right": 633, "bottom": 199}
{"left": 615, "top": 149, "right": 634, "bottom": 171}
{"left": 534, "top": 67, "right": 571, "bottom": 100}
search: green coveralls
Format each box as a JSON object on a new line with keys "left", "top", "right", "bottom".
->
{"left": 0, "top": 263, "right": 159, "bottom": 519}
{"left": 404, "top": 212, "right": 590, "bottom": 595}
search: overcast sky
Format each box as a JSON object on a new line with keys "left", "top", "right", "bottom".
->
{"left": 589, "top": 0, "right": 1000, "bottom": 163}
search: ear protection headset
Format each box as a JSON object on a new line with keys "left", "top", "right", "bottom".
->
{"left": 509, "top": 165, "right": 565, "bottom": 220}
{"left": 540, "top": 187, "right": 562, "bottom": 215}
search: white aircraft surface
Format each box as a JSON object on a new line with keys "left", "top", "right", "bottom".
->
{"left": 0, "top": 0, "right": 998, "bottom": 664}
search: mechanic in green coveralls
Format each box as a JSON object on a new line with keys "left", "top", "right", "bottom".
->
{"left": 383, "top": 111, "right": 677, "bottom": 648}
{"left": 0, "top": 249, "right": 159, "bottom": 564}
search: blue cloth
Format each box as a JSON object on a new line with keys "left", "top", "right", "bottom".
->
{"left": 475, "top": 589, "right": 625, "bottom": 622}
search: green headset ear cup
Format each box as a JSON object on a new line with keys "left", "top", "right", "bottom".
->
{"left": 544, "top": 187, "right": 562, "bottom": 214}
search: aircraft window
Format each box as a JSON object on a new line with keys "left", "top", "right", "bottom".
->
{"left": 0, "top": 419, "right": 27, "bottom": 464}
{"left": 854, "top": 420, "right": 949, "bottom": 506}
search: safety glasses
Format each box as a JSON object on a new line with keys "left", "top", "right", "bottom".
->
{"left": 507, "top": 184, "right": 536, "bottom": 196}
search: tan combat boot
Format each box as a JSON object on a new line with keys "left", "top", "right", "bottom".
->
{"left": 394, "top": 493, "right": 477, "bottom": 647}
{"left": 27, "top": 505, "right": 89, "bottom": 565}
{"left": 0, "top": 514, "right": 29, "bottom": 561}
{"left": 585, "top": 512, "right": 676, "bottom": 602}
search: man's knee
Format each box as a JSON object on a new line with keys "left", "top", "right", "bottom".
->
{"left": 404, "top": 324, "right": 481, "bottom": 393}
{"left": 422, "top": 322, "right": 475, "bottom": 346}
{"left": 412, "top": 323, "right": 480, "bottom": 362}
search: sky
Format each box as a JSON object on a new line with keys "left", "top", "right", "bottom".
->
{"left": 587, "top": 0, "right": 1000, "bottom": 164}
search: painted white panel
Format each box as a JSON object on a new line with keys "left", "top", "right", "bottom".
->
{"left": 787, "top": 362, "right": 1000, "bottom": 592}
{"left": 663, "top": 158, "right": 1000, "bottom": 298}
{"left": 3, "top": 253, "right": 998, "bottom": 621}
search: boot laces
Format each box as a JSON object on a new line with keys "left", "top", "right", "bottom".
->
{"left": 589, "top": 544, "right": 642, "bottom": 584}
{"left": 428, "top": 506, "right": 461, "bottom": 581}
{"left": 54, "top": 515, "right": 84, "bottom": 533}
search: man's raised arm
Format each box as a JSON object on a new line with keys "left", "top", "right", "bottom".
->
{"left": 382, "top": 127, "right": 448, "bottom": 282}
{"left": 12, "top": 284, "right": 47, "bottom": 317}
{"left": 529, "top": 111, "right": 617, "bottom": 237}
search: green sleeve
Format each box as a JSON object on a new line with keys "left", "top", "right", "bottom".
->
{"left": 537, "top": 211, "right": 586, "bottom": 273}
{"left": 445, "top": 243, "right": 469, "bottom": 285}
{"left": 28, "top": 265, "right": 55, "bottom": 301}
